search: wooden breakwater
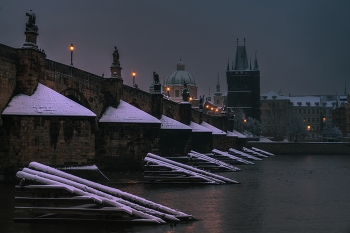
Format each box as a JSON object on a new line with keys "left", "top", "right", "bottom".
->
{"left": 15, "top": 162, "right": 196, "bottom": 225}
{"left": 144, "top": 153, "right": 239, "bottom": 184}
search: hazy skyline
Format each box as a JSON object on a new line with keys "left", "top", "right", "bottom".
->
{"left": 1, "top": 0, "right": 350, "bottom": 97}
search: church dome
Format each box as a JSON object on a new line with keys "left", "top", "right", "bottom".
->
{"left": 166, "top": 60, "right": 196, "bottom": 86}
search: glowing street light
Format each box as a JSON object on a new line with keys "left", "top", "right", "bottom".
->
{"left": 70, "top": 44, "right": 74, "bottom": 66}
{"left": 166, "top": 87, "right": 170, "bottom": 97}
{"left": 132, "top": 71, "right": 136, "bottom": 87}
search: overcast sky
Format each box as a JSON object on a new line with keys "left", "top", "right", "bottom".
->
{"left": 1, "top": 0, "right": 350, "bottom": 97}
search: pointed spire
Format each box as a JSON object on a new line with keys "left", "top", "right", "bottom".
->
{"left": 236, "top": 38, "right": 238, "bottom": 47}
{"left": 249, "top": 58, "right": 252, "bottom": 70}
{"left": 253, "top": 50, "right": 259, "bottom": 71}
{"left": 244, "top": 38, "right": 246, "bottom": 47}
{"left": 231, "top": 61, "right": 233, "bottom": 70}
{"left": 345, "top": 80, "right": 347, "bottom": 95}
{"left": 233, "top": 38, "right": 249, "bottom": 70}
{"left": 227, "top": 58, "right": 229, "bottom": 71}
{"left": 216, "top": 73, "right": 221, "bottom": 94}
{"left": 207, "top": 86, "right": 212, "bottom": 102}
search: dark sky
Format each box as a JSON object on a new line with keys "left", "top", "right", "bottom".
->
{"left": 1, "top": 0, "right": 350, "bottom": 97}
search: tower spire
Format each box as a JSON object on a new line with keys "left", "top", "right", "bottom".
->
{"left": 227, "top": 58, "right": 229, "bottom": 71}
{"left": 345, "top": 80, "right": 347, "bottom": 95}
{"left": 253, "top": 50, "right": 259, "bottom": 71}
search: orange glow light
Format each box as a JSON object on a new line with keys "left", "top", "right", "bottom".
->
{"left": 70, "top": 44, "right": 74, "bottom": 51}
{"left": 132, "top": 71, "right": 136, "bottom": 76}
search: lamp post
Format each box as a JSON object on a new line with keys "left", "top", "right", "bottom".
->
{"left": 132, "top": 71, "right": 136, "bottom": 87}
{"left": 70, "top": 44, "right": 74, "bottom": 66}
{"left": 166, "top": 87, "right": 170, "bottom": 97}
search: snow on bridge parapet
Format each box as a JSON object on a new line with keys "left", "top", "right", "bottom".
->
{"left": 160, "top": 115, "right": 192, "bottom": 130}
{"left": 99, "top": 100, "right": 161, "bottom": 124}
{"left": 2, "top": 83, "right": 96, "bottom": 117}
{"left": 200, "top": 122, "right": 226, "bottom": 135}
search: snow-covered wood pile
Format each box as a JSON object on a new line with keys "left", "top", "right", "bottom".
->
{"left": 187, "top": 150, "right": 241, "bottom": 172}
{"left": 144, "top": 153, "right": 239, "bottom": 184}
{"left": 15, "top": 162, "right": 195, "bottom": 225}
{"left": 242, "top": 147, "right": 269, "bottom": 158}
{"left": 211, "top": 149, "right": 255, "bottom": 165}
{"left": 251, "top": 147, "right": 275, "bottom": 156}
{"left": 228, "top": 148, "right": 262, "bottom": 161}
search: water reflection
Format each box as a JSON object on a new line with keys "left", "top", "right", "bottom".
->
{"left": 2, "top": 155, "right": 350, "bottom": 233}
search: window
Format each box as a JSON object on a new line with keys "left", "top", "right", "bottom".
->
{"left": 308, "top": 109, "right": 310, "bottom": 114}
{"left": 312, "top": 117, "right": 314, "bottom": 122}
{"left": 175, "top": 90, "right": 179, "bottom": 97}
{"left": 316, "top": 109, "right": 319, "bottom": 114}
{"left": 303, "top": 109, "right": 306, "bottom": 114}
{"left": 312, "top": 109, "right": 314, "bottom": 114}
{"left": 308, "top": 117, "right": 310, "bottom": 122}
{"left": 217, "top": 100, "right": 220, "bottom": 105}
{"left": 299, "top": 109, "right": 301, "bottom": 114}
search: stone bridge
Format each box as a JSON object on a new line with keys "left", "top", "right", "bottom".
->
{"left": 0, "top": 16, "right": 238, "bottom": 182}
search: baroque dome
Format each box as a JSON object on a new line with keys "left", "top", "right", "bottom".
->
{"left": 165, "top": 60, "right": 196, "bottom": 86}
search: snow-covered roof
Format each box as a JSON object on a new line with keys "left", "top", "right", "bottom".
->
{"left": 160, "top": 115, "right": 192, "bottom": 130}
{"left": 261, "top": 90, "right": 289, "bottom": 100}
{"left": 227, "top": 130, "right": 246, "bottom": 139}
{"left": 190, "top": 121, "right": 212, "bottom": 133}
{"left": 288, "top": 96, "right": 320, "bottom": 107}
{"left": 200, "top": 122, "right": 226, "bottom": 135}
{"left": 99, "top": 100, "right": 161, "bottom": 124}
{"left": 2, "top": 83, "right": 96, "bottom": 117}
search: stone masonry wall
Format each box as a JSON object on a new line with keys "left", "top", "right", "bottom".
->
{"left": 1, "top": 116, "right": 95, "bottom": 181}
{"left": 96, "top": 122, "right": 161, "bottom": 171}
{"left": 0, "top": 44, "right": 17, "bottom": 126}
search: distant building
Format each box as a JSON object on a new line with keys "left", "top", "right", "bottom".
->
{"left": 162, "top": 59, "right": 198, "bottom": 103}
{"left": 260, "top": 90, "right": 344, "bottom": 140}
{"left": 226, "top": 39, "right": 260, "bottom": 121}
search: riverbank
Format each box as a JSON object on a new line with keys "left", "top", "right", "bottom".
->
{"left": 247, "top": 142, "right": 350, "bottom": 155}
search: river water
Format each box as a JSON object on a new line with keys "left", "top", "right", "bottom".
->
{"left": 1, "top": 154, "right": 350, "bottom": 233}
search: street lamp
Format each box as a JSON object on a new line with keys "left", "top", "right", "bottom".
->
{"left": 70, "top": 44, "right": 74, "bottom": 66}
{"left": 132, "top": 71, "right": 136, "bottom": 87}
{"left": 166, "top": 87, "right": 170, "bottom": 97}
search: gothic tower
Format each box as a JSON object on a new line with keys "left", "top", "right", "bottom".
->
{"left": 226, "top": 38, "right": 260, "bottom": 122}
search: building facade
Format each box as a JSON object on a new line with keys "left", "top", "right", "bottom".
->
{"left": 162, "top": 59, "right": 198, "bottom": 103}
{"left": 260, "top": 91, "right": 343, "bottom": 140}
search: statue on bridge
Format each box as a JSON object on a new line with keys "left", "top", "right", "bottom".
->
{"left": 25, "top": 10, "right": 38, "bottom": 33}
{"left": 153, "top": 71, "right": 160, "bottom": 84}
{"left": 112, "top": 46, "right": 120, "bottom": 66}
{"left": 182, "top": 81, "right": 190, "bottom": 102}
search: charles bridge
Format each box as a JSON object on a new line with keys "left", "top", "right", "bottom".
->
{"left": 0, "top": 12, "right": 239, "bottom": 181}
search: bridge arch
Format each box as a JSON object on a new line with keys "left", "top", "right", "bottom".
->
{"left": 60, "top": 88, "right": 92, "bottom": 111}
